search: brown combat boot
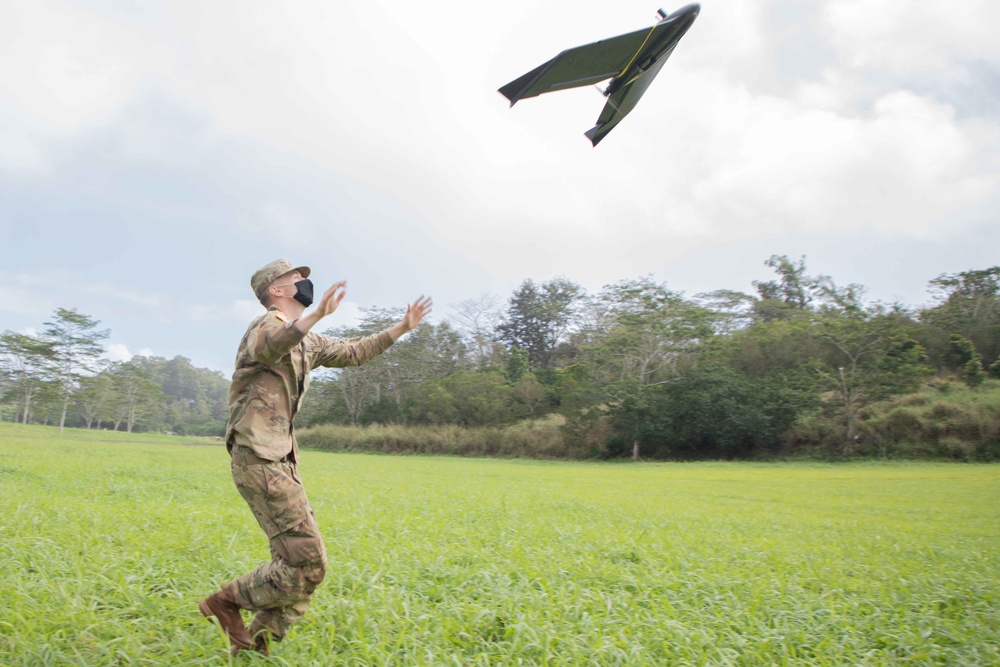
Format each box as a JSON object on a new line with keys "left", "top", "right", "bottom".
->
{"left": 248, "top": 617, "right": 282, "bottom": 656}
{"left": 198, "top": 586, "right": 253, "bottom": 653}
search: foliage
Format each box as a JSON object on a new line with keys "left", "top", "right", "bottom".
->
{"left": 105, "top": 361, "right": 166, "bottom": 433}
{"left": 0, "top": 330, "right": 56, "bottom": 424}
{"left": 588, "top": 276, "right": 712, "bottom": 385}
{"left": 942, "top": 333, "right": 978, "bottom": 370}
{"left": 852, "top": 380, "right": 1000, "bottom": 460}
{"left": 4, "top": 258, "right": 1000, "bottom": 459}
{"left": 497, "top": 277, "right": 582, "bottom": 370}
{"left": 408, "top": 370, "right": 516, "bottom": 427}
{"left": 752, "top": 254, "right": 816, "bottom": 316}
{"left": 811, "top": 308, "right": 933, "bottom": 447}
{"left": 923, "top": 266, "right": 1000, "bottom": 366}
{"left": 607, "top": 366, "right": 808, "bottom": 459}
{"left": 42, "top": 308, "right": 110, "bottom": 432}
{"left": 964, "top": 357, "right": 987, "bottom": 388}
{"left": 449, "top": 293, "right": 506, "bottom": 369}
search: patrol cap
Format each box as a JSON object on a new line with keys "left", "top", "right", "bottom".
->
{"left": 251, "top": 259, "right": 311, "bottom": 300}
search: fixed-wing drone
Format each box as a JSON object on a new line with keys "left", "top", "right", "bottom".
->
{"left": 499, "top": 4, "right": 700, "bottom": 146}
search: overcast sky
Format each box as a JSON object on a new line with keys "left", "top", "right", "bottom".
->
{"left": 1, "top": 0, "right": 998, "bottom": 373}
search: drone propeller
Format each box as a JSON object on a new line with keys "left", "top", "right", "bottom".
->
{"left": 592, "top": 84, "right": 623, "bottom": 113}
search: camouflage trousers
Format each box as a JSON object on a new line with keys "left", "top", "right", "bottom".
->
{"left": 228, "top": 445, "right": 327, "bottom": 639}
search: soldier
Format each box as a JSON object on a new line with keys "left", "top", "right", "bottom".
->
{"left": 198, "top": 259, "right": 431, "bottom": 655}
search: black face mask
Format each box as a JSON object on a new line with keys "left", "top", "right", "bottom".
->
{"left": 292, "top": 279, "right": 314, "bottom": 307}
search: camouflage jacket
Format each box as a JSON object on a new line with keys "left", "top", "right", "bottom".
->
{"left": 226, "top": 306, "right": 394, "bottom": 461}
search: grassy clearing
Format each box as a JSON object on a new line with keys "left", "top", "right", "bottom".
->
{"left": 1, "top": 423, "right": 998, "bottom": 666}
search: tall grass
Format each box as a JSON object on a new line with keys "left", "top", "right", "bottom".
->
{"left": 1, "top": 422, "right": 998, "bottom": 665}
{"left": 783, "top": 379, "right": 1000, "bottom": 460}
{"left": 859, "top": 380, "right": 1000, "bottom": 460}
{"left": 297, "top": 416, "right": 581, "bottom": 459}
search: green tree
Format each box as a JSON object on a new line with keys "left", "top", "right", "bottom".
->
{"left": 707, "top": 316, "right": 820, "bottom": 379}
{"left": 504, "top": 348, "right": 529, "bottom": 384}
{"left": 813, "top": 308, "right": 932, "bottom": 450}
{"left": 942, "top": 334, "right": 978, "bottom": 371}
{"left": 131, "top": 356, "right": 228, "bottom": 435}
{"left": 592, "top": 277, "right": 711, "bottom": 385}
{"left": 449, "top": 293, "right": 505, "bottom": 370}
{"left": 512, "top": 372, "right": 548, "bottom": 417}
{"left": 108, "top": 361, "right": 165, "bottom": 433}
{"left": 963, "top": 357, "right": 986, "bottom": 388}
{"left": 404, "top": 382, "right": 457, "bottom": 425}
{"left": 315, "top": 311, "right": 468, "bottom": 425}
{"left": 586, "top": 277, "right": 713, "bottom": 459}
{"left": 0, "top": 331, "right": 56, "bottom": 424}
{"left": 407, "top": 370, "right": 516, "bottom": 427}
{"left": 0, "top": 366, "right": 11, "bottom": 421}
{"left": 695, "top": 289, "right": 757, "bottom": 335}
{"left": 42, "top": 308, "right": 109, "bottom": 433}
{"left": 76, "top": 374, "right": 116, "bottom": 429}
{"left": 751, "top": 254, "right": 866, "bottom": 322}
{"left": 752, "top": 255, "right": 816, "bottom": 321}
{"left": 498, "top": 278, "right": 582, "bottom": 370}
{"left": 923, "top": 266, "right": 1000, "bottom": 365}
{"left": 608, "top": 366, "right": 804, "bottom": 459}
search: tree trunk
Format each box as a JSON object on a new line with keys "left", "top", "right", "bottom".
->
{"left": 838, "top": 366, "right": 856, "bottom": 454}
{"left": 632, "top": 440, "right": 640, "bottom": 460}
{"left": 59, "top": 396, "right": 70, "bottom": 433}
{"left": 21, "top": 389, "right": 32, "bottom": 424}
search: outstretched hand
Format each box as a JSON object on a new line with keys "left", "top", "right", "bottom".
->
{"left": 315, "top": 281, "right": 347, "bottom": 319}
{"left": 293, "top": 280, "right": 347, "bottom": 336}
{"left": 401, "top": 295, "right": 433, "bottom": 333}
{"left": 387, "top": 295, "right": 432, "bottom": 341}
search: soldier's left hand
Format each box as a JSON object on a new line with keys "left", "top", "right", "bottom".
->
{"left": 402, "top": 296, "right": 433, "bottom": 332}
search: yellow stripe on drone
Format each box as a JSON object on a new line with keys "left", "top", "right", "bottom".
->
{"left": 617, "top": 24, "right": 657, "bottom": 77}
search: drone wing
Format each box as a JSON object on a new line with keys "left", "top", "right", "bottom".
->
{"left": 498, "top": 27, "right": 654, "bottom": 106}
{"left": 585, "top": 49, "right": 671, "bottom": 146}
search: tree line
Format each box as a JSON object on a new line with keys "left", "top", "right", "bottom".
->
{"left": 298, "top": 257, "right": 1000, "bottom": 458}
{"left": 3, "top": 258, "right": 998, "bottom": 456}
{"left": 0, "top": 309, "right": 228, "bottom": 435}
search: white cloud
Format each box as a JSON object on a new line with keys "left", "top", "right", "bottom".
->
{"left": 680, "top": 87, "right": 998, "bottom": 239}
{"left": 0, "top": 1, "right": 174, "bottom": 173}
{"left": 104, "top": 345, "right": 151, "bottom": 363}
{"left": 105, "top": 343, "right": 133, "bottom": 362}
{"left": 821, "top": 0, "right": 1000, "bottom": 75}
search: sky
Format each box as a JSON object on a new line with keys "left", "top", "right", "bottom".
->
{"left": 1, "top": 0, "right": 998, "bottom": 374}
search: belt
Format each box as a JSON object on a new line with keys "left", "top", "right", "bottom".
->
{"left": 231, "top": 443, "right": 292, "bottom": 465}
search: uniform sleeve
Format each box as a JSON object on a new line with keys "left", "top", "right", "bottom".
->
{"left": 246, "top": 312, "right": 307, "bottom": 364}
{"left": 306, "top": 330, "right": 395, "bottom": 369}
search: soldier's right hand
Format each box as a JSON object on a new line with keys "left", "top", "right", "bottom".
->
{"left": 315, "top": 281, "right": 347, "bottom": 319}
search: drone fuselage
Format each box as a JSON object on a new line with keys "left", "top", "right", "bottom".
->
{"left": 604, "top": 4, "right": 699, "bottom": 97}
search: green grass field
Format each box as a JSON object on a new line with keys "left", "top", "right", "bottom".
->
{"left": 1, "top": 423, "right": 998, "bottom": 666}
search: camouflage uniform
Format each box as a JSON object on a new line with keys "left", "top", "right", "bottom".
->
{"left": 224, "top": 301, "right": 394, "bottom": 639}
